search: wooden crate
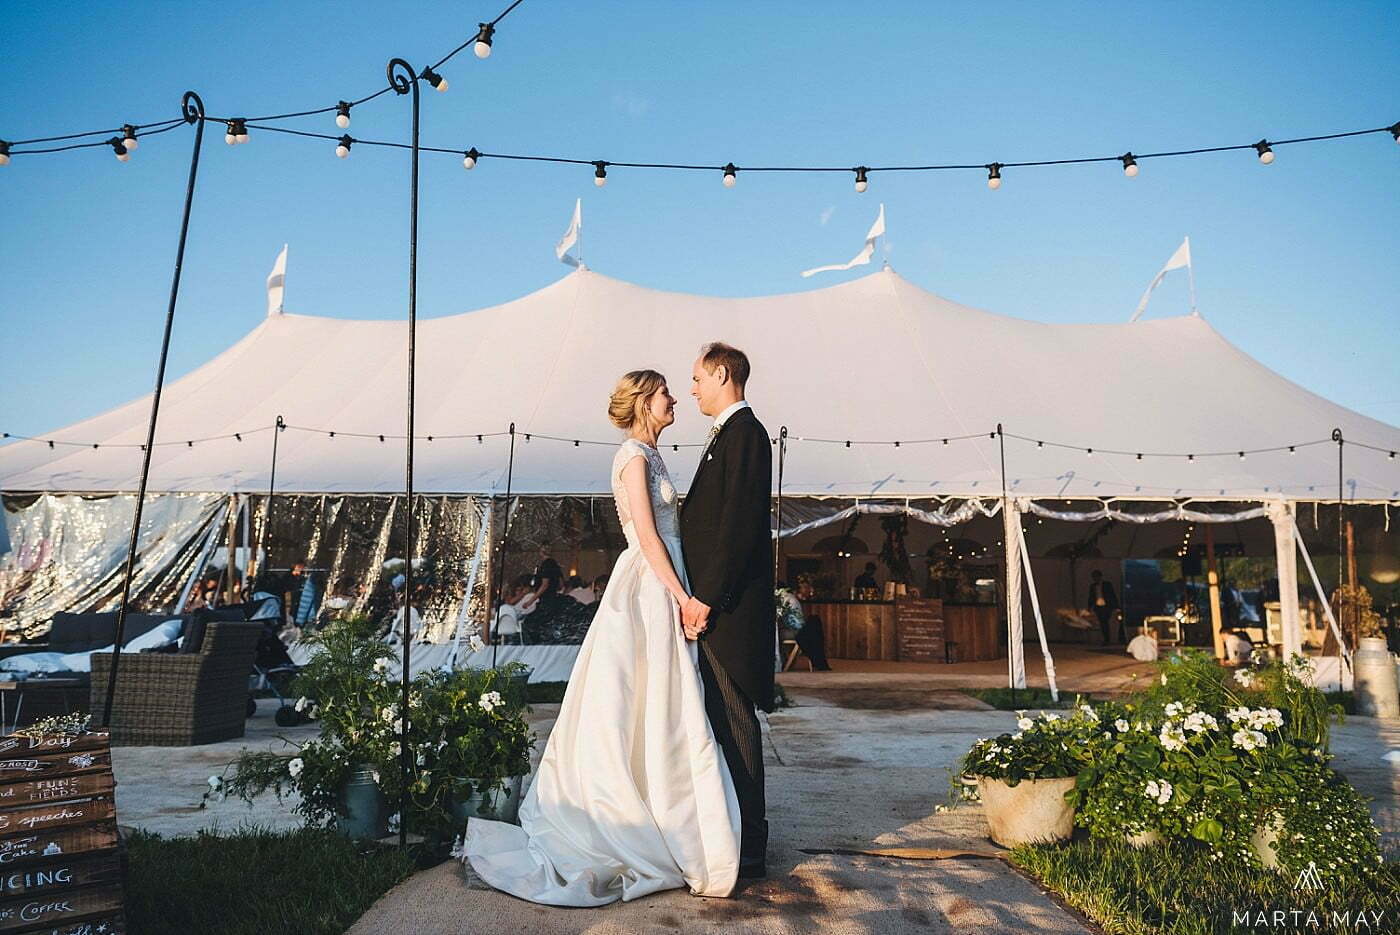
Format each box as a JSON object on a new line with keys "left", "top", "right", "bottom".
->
{"left": 0, "top": 883, "right": 124, "bottom": 933}
{"left": 12, "top": 917, "right": 124, "bottom": 935}
{"left": 0, "top": 752, "right": 112, "bottom": 785}
{"left": 0, "top": 776, "right": 114, "bottom": 812}
{"left": 0, "top": 855, "right": 122, "bottom": 901}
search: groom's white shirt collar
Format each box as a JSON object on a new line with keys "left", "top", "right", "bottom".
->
{"left": 712, "top": 399, "right": 750, "bottom": 430}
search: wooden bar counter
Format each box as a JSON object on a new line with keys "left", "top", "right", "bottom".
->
{"left": 802, "top": 598, "right": 1001, "bottom": 663}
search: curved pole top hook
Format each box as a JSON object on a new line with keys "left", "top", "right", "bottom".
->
{"left": 387, "top": 58, "right": 415, "bottom": 95}
{"left": 1332, "top": 428, "right": 1344, "bottom": 443}
{"left": 182, "top": 91, "right": 205, "bottom": 123}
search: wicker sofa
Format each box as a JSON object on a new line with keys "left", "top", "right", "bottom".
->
{"left": 89, "top": 620, "right": 264, "bottom": 746}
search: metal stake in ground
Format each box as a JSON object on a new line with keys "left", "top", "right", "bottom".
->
{"left": 491, "top": 424, "right": 518, "bottom": 671}
{"left": 102, "top": 92, "right": 207, "bottom": 728}
{"left": 387, "top": 56, "right": 421, "bottom": 849}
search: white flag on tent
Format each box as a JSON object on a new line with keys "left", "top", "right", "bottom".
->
{"left": 555, "top": 199, "right": 582, "bottom": 268}
{"left": 801, "top": 204, "right": 885, "bottom": 278}
{"left": 266, "top": 244, "right": 288, "bottom": 316}
{"left": 1130, "top": 237, "right": 1196, "bottom": 321}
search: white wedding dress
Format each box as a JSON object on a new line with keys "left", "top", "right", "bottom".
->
{"left": 458, "top": 439, "right": 741, "bottom": 905}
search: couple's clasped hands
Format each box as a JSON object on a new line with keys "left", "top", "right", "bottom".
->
{"left": 679, "top": 595, "right": 710, "bottom": 641}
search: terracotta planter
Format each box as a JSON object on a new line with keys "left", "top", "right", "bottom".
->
{"left": 976, "top": 775, "right": 1077, "bottom": 847}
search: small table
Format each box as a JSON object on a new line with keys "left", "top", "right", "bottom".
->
{"left": 0, "top": 676, "right": 89, "bottom": 731}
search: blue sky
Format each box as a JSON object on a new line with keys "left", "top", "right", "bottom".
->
{"left": 3, "top": 0, "right": 1398, "bottom": 439}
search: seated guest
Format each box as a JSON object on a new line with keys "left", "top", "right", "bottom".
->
{"left": 1223, "top": 628, "right": 1254, "bottom": 665}
{"left": 494, "top": 574, "right": 538, "bottom": 645}
{"left": 1126, "top": 627, "right": 1158, "bottom": 662}
{"left": 854, "top": 562, "right": 879, "bottom": 593}
{"left": 776, "top": 580, "right": 830, "bottom": 671}
{"left": 592, "top": 573, "right": 610, "bottom": 601}
{"left": 565, "top": 575, "right": 597, "bottom": 605}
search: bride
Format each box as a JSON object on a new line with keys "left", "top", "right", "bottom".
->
{"left": 456, "top": 369, "right": 742, "bottom": 905}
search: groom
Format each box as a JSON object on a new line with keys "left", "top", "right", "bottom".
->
{"left": 680, "top": 342, "right": 775, "bottom": 880}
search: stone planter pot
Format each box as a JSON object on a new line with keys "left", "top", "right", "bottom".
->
{"left": 336, "top": 764, "right": 388, "bottom": 840}
{"left": 1250, "top": 812, "right": 1285, "bottom": 870}
{"left": 1126, "top": 829, "right": 1164, "bottom": 848}
{"left": 1354, "top": 637, "right": 1400, "bottom": 719}
{"left": 451, "top": 775, "right": 525, "bottom": 826}
{"left": 976, "top": 776, "right": 1077, "bottom": 847}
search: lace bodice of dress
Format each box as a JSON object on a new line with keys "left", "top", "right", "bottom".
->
{"left": 611, "top": 439, "right": 680, "bottom": 547}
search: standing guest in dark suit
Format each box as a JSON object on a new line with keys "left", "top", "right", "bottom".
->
{"left": 680, "top": 341, "right": 774, "bottom": 880}
{"left": 1087, "top": 570, "right": 1121, "bottom": 644}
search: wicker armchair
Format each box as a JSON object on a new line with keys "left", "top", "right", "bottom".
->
{"left": 89, "top": 621, "right": 264, "bottom": 746}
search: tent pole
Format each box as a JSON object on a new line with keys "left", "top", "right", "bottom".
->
{"left": 102, "top": 92, "right": 207, "bottom": 730}
{"left": 491, "top": 424, "right": 518, "bottom": 671}
{"left": 774, "top": 426, "right": 787, "bottom": 581}
{"left": 386, "top": 56, "right": 420, "bottom": 851}
{"left": 1333, "top": 428, "right": 1344, "bottom": 601}
{"left": 997, "top": 424, "right": 1020, "bottom": 706}
{"left": 1205, "top": 524, "right": 1224, "bottom": 660}
{"left": 253, "top": 415, "right": 284, "bottom": 586}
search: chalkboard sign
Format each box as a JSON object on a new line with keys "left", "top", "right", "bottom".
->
{"left": 0, "top": 733, "right": 124, "bottom": 935}
{"left": 895, "top": 598, "right": 945, "bottom": 662}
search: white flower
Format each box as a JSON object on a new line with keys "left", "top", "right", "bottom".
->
{"left": 1183, "top": 711, "right": 1219, "bottom": 734}
{"left": 1165, "top": 702, "right": 1184, "bottom": 718}
{"left": 1114, "top": 719, "right": 1130, "bottom": 733}
{"left": 1043, "top": 713, "right": 1060, "bottom": 722}
{"left": 392, "top": 718, "right": 407, "bottom": 735}
{"left": 1011, "top": 732, "right": 1024, "bottom": 740}
{"left": 288, "top": 758, "right": 304, "bottom": 778}
{"left": 387, "top": 812, "right": 401, "bottom": 833}
{"left": 1160, "top": 673, "right": 1168, "bottom": 686}
{"left": 294, "top": 696, "right": 309, "bottom": 713}
{"left": 380, "top": 706, "right": 397, "bottom": 723}
{"left": 309, "top": 705, "right": 320, "bottom": 720}
{"left": 1247, "top": 708, "right": 1283, "bottom": 730}
{"left": 1225, "top": 706, "right": 1251, "bottom": 724}
{"left": 479, "top": 691, "right": 504, "bottom": 712}
{"left": 1079, "top": 704, "right": 1099, "bottom": 721}
{"left": 468, "top": 634, "right": 486, "bottom": 654}
{"left": 1017, "top": 717, "right": 1034, "bottom": 731}
{"left": 1233, "top": 669, "right": 1255, "bottom": 688}
{"left": 1102, "top": 731, "right": 1112, "bottom": 739}
{"left": 373, "top": 658, "right": 390, "bottom": 674}
{"left": 207, "top": 775, "right": 223, "bottom": 790}
{"left": 1158, "top": 724, "right": 1187, "bottom": 752}
{"left": 416, "top": 752, "right": 427, "bottom": 766}
{"left": 1144, "top": 779, "right": 1173, "bottom": 805}
{"left": 390, "top": 742, "right": 401, "bottom": 757}
{"left": 1231, "top": 728, "right": 1268, "bottom": 752}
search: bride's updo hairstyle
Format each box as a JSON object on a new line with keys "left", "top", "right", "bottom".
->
{"left": 608, "top": 370, "right": 666, "bottom": 431}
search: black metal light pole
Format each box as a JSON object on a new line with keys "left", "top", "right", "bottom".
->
{"left": 774, "top": 427, "right": 788, "bottom": 581}
{"left": 490, "top": 424, "right": 518, "bottom": 670}
{"left": 252, "top": 415, "right": 284, "bottom": 585}
{"left": 386, "top": 57, "right": 421, "bottom": 849}
{"left": 102, "top": 92, "right": 207, "bottom": 728}
{"left": 1333, "top": 427, "right": 1344, "bottom": 595}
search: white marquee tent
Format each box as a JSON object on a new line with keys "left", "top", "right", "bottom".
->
{"left": 3, "top": 266, "right": 1397, "bottom": 687}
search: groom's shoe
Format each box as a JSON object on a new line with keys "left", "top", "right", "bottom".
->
{"left": 737, "top": 859, "right": 767, "bottom": 879}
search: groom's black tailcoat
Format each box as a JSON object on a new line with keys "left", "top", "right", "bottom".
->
{"left": 680, "top": 405, "right": 775, "bottom": 713}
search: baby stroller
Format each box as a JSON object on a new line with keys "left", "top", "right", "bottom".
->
{"left": 243, "top": 594, "right": 307, "bottom": 726}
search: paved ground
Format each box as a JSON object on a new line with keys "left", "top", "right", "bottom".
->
{"left": 108, "top": 646, "right": 1400, "bottom": 933}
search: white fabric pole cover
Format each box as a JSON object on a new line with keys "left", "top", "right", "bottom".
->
{"left": 1130, "top": 237, "right": 1191, "bottom": 322}
{"left": 555, "top": 199, "right": 582, "bottom": 268}
{"left": 265, "top": 244, "right": 288, "bottom": 317}
{"left": 1002, "top": 500, "right": 1027, "bottom": 690}
{"left": 1265, "top": 500, "right": 1303, "bottom": 660}
{"left": 1291, "top": 515, "right": 1353, "bottom": 670}
{"left": 801, "top": 204, "right": 885, "bottom": 277}
{"left": 1013, "top": 501, "right": 1052, "bottom": 697}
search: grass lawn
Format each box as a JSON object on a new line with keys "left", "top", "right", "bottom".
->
{"left": 126, "top": 827, "right": 430, "bottom": 935}
{"left": 1011, "top": 836, "right": 1400, "bottom": 935}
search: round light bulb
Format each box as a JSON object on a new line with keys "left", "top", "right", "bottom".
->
{"left": 463, "top": 155, "right": 476, "bottom": 170}
{"left": 336, "top": 113, "right": 350, "bottom": 129}
{"left": 987, "top": 176, "right": 1001, "bottom": 190}
{"left": 594, "top": 174, "right": 606, "bottom": 187}
{"left": 225, "top": 133, "right": 236, "bottom": 145}
{"left": 474, "top": 40, "right": 492, "bottom": 59}
{"left": 123, "top": 137, "right": 138, "bottom": 152}
{"left": 435, "top": 77, "right": 449, "bottom": 93}
{"left": 723, "top": 175, "right": 736, "bottom": 188}
{"left": 236, "top": 132, "right": 249, "bottom": 144}
{"left": 1124, "top": 163, "right": 1138, "bottom": 177}
{"left": 855, "top": 179, "right": 868, "bottom": 193}
{"left": 0, "top": 153, "right": 9, "bottom": 167}
{"left": 336, "top": 144, "right": 350, "bottom": 159}
{"left": 1259, "top": 150, "right": 1275, "bottom": 165}
{"left": 115, "top": 151, "right": 130, "bottom": 163}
